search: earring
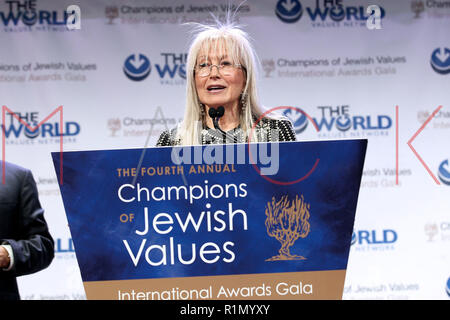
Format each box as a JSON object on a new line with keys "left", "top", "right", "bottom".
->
{"left": 240, "top": 92, "right": 248, "bottom": 114}
{"left": 199, "top": 103, "right": 206, "bottom": 119}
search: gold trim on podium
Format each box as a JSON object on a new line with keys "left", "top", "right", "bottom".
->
{"left": 83, "top": 270, "right": 346, "bottom": 300}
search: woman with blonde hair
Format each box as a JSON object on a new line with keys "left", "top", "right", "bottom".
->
{"left": 156, "top": 18, "right": 296, "bottom": 146}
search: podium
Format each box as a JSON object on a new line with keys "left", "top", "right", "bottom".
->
{"left": 52, "top": 139, "right": 367, "bottom": 300}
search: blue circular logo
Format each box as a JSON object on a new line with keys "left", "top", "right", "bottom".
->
{"left": 438, "top": 159, "right": 450, "bottom": 186}
{"left": 22, "top": 10, "right": 38, "bottom": 26}
{"left": 283, "top": 108, "right": 308, "bottom": 134}
{"left": 123, "top": 54, "right": 151, "bottom": 81}
{"left": 329, "top": 6, "right": 346, "bottom": 22}
{"left": 24, "top": 122, "right": 39, "bottom": 139}
{"left": 446, "top": 277, "right": 450, "bottom": 297}
{"left": 351, "top": 232, "right": 356, "bottom": 245}
{"left": 275, "top": 0, "right": 303, "bottom": 23}
{"left": 430, "top": 48, "right": 450, "bottom": 75}
{"left": 336, "top": 115, "right": 352, "bottom": 131}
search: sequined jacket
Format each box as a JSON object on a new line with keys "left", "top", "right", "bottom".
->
{"left": 156, "top": 117, "right": 296, "bottom": 146}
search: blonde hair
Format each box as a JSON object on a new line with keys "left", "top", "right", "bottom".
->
{"left": 177, "top": 16, "right": 263, "bottom": 145}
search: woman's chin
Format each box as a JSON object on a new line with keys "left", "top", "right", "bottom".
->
{"left": 205, "top": 100, "right": 230, "bottom": 108}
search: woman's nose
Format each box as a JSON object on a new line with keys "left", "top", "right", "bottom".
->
{"left": 209, "top": 65, "right": 221, "bottom": 77}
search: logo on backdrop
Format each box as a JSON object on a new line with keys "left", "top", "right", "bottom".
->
{"left": 35, "top": 175, "right": 60, "bottom": 197}
{"left": 425, "top": 222, "right": 450, "bottom": 242}
{"left": 262, "top": 54, "right": 405, "bottom": 79}
{"left": 411, "top": 1, "right": 425, "bottom": 18}
{"left": 417, "top": 109, "right": 450, "bottom": 129}
{"left": 274, "top": 0, "right": 385, "bottom": 27}
{"left": 107, "top": 118, "right": 121, "bottom": 137}
{"left": 265, "top": 194, "right": 310, "bottom": 261}
{"left": 0, "top": 0, "right": 74, "bottom": 32}
{"left": 55, "top": 238, "right": 75, "bottom": 254}
{"left": 262, "top": 59, "right": 276, "bottom": 78}
{"left": 1, "top": 111, "right": 80, "bottom": 144}
{"left": 103, "top": 3, "right": 250, "bottom": 26}
{"left": 156, "top": 53, "right": 186, "bottom": 83}
{"left": 351, "top": 229, "right": 398, "bottom": 252}
{"left": 123, "top": 54, "right": 151, "bottom": 81}
{"left": 105, "top": 6, "right": 119, "bottom": 24}
{"left": 107, "top": 106, "right": 182, "bottom": 139}
{"left": 424, "top": 223, "right": 439, "bottom": 241}
{"left": 0, "top": 61, "right": 97, "bottom": 84}
{"left": 360, "top": 167, "right": 412, "bottom": 189}
{"left": 430, "top": 48, "right": 450, "bottom": 75}
{"left": 123, "top": 53, "right": 186, "bottom": 84}
{"left": 411, "top": 0, "right": 450, "bottom": 19}
{"left": 283, "top": 105, "right": 392, "bottom": 138}
{"left": 446, "top": 277, "right": 450, "bottom": 297}
{"left": 438, "top": 159, "right": 450, "bottom": 185}
{"left": 275, "top": 0, "right": 303, "bottom": 23}
{"left": 282, "top": 108, "right": 308, "bottom": 134}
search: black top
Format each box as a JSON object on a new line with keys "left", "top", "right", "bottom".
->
{"left": 156, "top": 117, "right": 297, "bottom": 146}
{"left": 0, "top": 162, "right": 54, "bottom": 300}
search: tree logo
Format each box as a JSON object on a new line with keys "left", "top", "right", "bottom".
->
{"left": 265, "top": 194, "right": 311, "bottom": 261}
{"left": 107, "top": 118, "right": 121, "bottom": 137}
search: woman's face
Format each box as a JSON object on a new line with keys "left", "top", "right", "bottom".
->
{"left": 194, "top": 45, "right": 246, "bottom": 111}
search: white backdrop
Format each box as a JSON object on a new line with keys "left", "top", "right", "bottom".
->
{"left": 0, "top": 0, "right": 449, "bottom": 300}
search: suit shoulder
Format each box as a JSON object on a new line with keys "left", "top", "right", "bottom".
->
{"left": 0, "top": 162, "right": 31, "bottom": 192}
{"left": 1, "top": 161, "right": 29, "bottom": 177}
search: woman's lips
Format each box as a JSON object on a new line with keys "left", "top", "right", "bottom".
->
{"left": 206, "top": 86, "right": 226, "bottom": 94}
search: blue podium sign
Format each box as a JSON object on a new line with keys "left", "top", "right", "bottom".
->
{"left": 52, "top": 140, "right": 366, "bottom": 300}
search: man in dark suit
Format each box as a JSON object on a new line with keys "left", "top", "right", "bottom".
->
{"left": 0, "top": 161, "right": 54, "bottom": 300}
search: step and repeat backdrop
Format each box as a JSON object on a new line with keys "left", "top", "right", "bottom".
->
{"left": 1, "top": 0, "right": 449, "bottom": 300}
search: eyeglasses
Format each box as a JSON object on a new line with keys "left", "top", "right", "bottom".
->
{"left": 195, "top": 61, "right": 242, "bottom": 77}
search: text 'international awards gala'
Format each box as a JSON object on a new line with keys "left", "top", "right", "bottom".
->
{"left": 1, "top": 0, "right": 449, "bottom": 316}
